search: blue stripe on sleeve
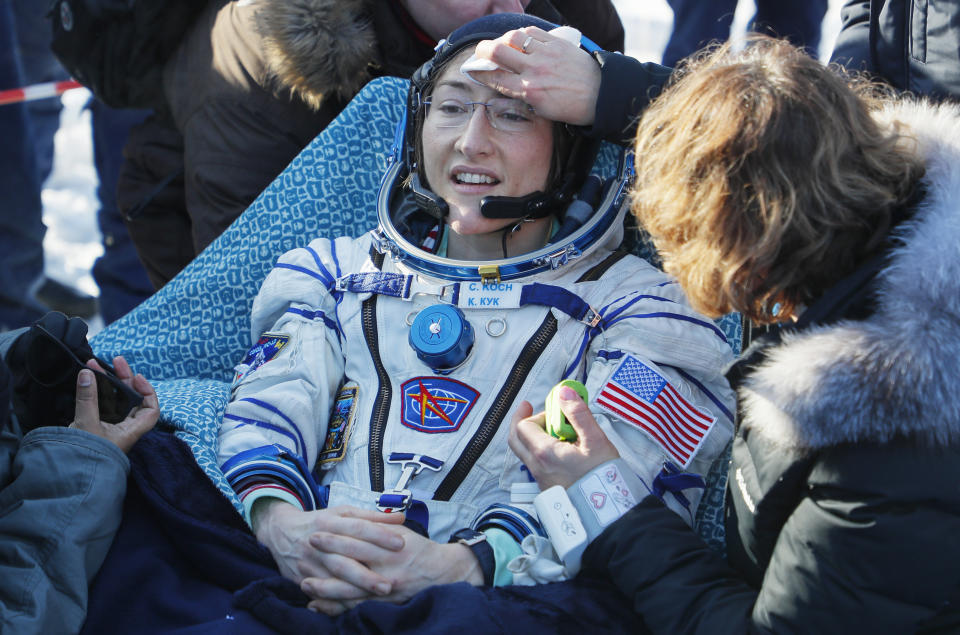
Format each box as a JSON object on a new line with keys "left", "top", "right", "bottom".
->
{"left": 330, "top": 240, "right": 343, "bottom": 280}
{"left": 601, "top": 293, "right": 678, "bottom": 323}
{"left": 222, "top": 414, "right": 302, "bottom": 456}
{"left": 563, "top": 330, "right": 592, "bottom": 380}
{"left": 239, "top": 398, "right": 309, "bottom": 458}
{"left": 285, "top": 307, "right": 342, "bottom": 337}
{"left": 604, "top": 312, "right": 728, "bottom": 344}
{"left": 275, "top": 262, "right": 333, "bottom": 287}
{"left": 220, "top": 444, "right": 290, "bottom": 473}
{"left": 304, "top": 246, "right": 336, "bottom": 289}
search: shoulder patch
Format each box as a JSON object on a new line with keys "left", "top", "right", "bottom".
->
{"left": 318, "top": 385, "right": 358, "bottom": 468}
{"left": 595, "top": 355, "right": 715, "bottom": 468}
{"left": 233, "top": 332, "right": 290, "bottom": 383}
{"left": 400, "top": 377, "right": 480, "bottom": 433}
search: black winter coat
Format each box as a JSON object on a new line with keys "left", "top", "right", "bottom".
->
{"left": 118, "top": 0, "right": 628, "bottom": 289}
{"left": 831, "top": 0, "right": 960, "bottom": 99}
{"left": 580, "top": 100, "right": 960, "bottom": 634}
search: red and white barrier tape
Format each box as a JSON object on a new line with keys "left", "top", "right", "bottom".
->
{"left": 0, "top": 79, "right": 84, "bottom": 107}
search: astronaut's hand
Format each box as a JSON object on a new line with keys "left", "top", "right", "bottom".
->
{"left": 304, "top": 525, "right": 483, "bottom": 615}
{"left": 509, "top": 386, "right": 620, "bottom": 490}
{"left": 251, "top": 500, "right": 405, "bottom": 602}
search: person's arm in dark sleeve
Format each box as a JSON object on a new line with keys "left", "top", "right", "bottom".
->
{"left": 579, "top": 52, "right": 673, "bottom": 146}
{"left": 580, "top": 498, "right": 758, "bottom": 634}
{"left": 581, "top": 474, "right": 959, "bottom": 634}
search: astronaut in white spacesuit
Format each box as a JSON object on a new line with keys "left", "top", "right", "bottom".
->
{"left": 217, "top": 13, "right": 736, "bottom": 612}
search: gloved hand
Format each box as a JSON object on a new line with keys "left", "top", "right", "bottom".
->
{"left": 5, "top": 311, "right": 94, "bottom": 433}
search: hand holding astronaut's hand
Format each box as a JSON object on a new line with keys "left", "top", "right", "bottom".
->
{"left": 304, "top": 524, "right": 483, "bottom": 615}
{"left": 252, "top": 500, "right": 406, "bottom": 602}
{"left": 470, "top": 26, "right": 601, "bottom": 127}
{"left": 509, "top": 386, "right": 620, "bottom": 490}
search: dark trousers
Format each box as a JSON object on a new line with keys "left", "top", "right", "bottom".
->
{"left": 0, "top": 0, "right": 60, "bottom": 329}
{"left": 663, "top": 0, "right": 829, "bottom": 67}
{"left": 89, "top": 101, "right": 154, "bottom": 324}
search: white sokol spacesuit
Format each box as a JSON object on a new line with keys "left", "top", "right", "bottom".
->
{"left": 217, "top": 14, "right": 736, "bottom": 584}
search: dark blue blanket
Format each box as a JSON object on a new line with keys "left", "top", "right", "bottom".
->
{"left": 82, "top": 431, "right": 644, "bottom": 634}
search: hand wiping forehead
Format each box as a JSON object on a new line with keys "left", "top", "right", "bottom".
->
{"left": 456, "top": 25, "right": 600, "bottom": 127}
{"left": 459, "top": 25, "right": 581, "bottom": 83}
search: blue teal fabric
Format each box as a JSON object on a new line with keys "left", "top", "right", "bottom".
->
{"left": 90, "top": 76, "right": 739, "bottom": 548}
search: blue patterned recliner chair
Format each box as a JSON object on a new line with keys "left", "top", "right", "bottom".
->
{"left": 91, "top": 77, "right": 739, "bottom": 547}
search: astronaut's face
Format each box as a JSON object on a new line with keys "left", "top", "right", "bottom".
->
{"left": 400, "top": 0, "right": 532, "bottom": 41}
{"left": 421, "top": 47, "right": 554, "bottom": 243}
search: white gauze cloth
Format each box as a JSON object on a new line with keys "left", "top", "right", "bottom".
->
{"left": 459, "top": 26, "right": 581, "bottom": 82}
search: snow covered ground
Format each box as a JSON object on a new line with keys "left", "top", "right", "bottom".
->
{"left": 43, "top": 88, "right": 99, "bottom": 306}
{"left": 40, "top": 0, "right": 843, "bottom": 336}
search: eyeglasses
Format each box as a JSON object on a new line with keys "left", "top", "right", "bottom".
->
{"left": 28, "top": 323, "right": 144, "bottom": 423}
{"left": 423, "top": 97, "right": 540, "bottom": 133}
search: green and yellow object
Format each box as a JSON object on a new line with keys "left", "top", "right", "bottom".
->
{"left": 545, "top": 380, "right": 588, "bottom": 442}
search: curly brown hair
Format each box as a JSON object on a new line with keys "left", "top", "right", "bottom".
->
{"left": 631, "top": 37, "right": 925, "bottom": 323}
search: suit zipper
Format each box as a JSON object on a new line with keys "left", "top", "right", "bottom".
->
{"left": 364, "top": 248, "right": 391, "bottom": 493}
{"left": 433, "top": 312, "right": 558, "bottom": 501}
{"left": 363, "top": 295, "right": 393, "bottom": 493}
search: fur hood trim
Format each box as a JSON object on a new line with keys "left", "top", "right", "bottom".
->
{"left": 741, "top": 99, "right": 960, "bottom": 450}
{"left": 256, "top": 0, "right": 377, "bottom": 110}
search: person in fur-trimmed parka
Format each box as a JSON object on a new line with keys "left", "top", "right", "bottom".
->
{"left": 116, "top": 0, "right": 626, "bottom": 289}
{"left": 509, "top": 38, "right": 960, "bottom": 633}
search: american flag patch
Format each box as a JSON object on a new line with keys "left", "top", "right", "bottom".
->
{"left": 596, "top": 355, "right": 715, "bottom": 468}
